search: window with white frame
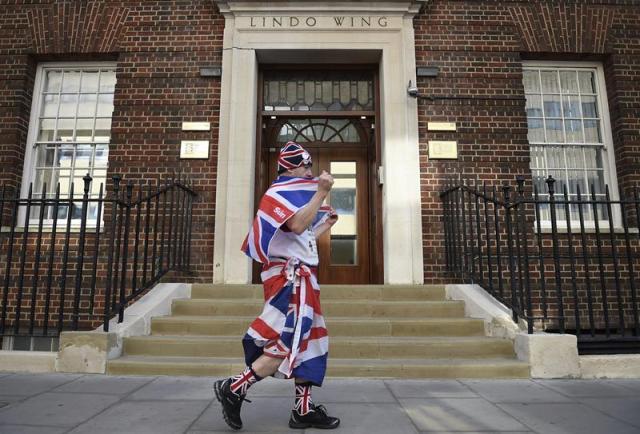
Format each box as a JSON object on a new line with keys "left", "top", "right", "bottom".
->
{"left": 24, "top": 63, "right": 116, "bottom": 222}
{"left": 522, "top": 63, "right": 618, "bottom": 225}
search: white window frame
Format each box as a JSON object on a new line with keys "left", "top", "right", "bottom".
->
{"left": 19, "top": 61, "right": 116, "bottom": 228}
{"left": 522, "top": 60, "right": 621, "bottom": 230}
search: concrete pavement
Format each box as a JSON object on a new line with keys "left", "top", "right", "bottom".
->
{"left": 0, "top": 373, "right": 639, "bottom": 433}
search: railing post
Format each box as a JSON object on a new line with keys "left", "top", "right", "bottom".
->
{"left": 605, "top": 185, "right": 625, "bottom": 336}
{"left": 43, "top": 184, "right": 61, "bottom": 336}
{"left": 576, "top": 184, "right": 596, "bottom": 337}
{"left": 516, "top": 176, "right": 533, "bottom": 333}
{"left": 590, "top": 183, "right": 610, "bottom": 337}
{"left": 503, "top": 184, "right": 519, "bottom": 323}
{"left": 492, "top": 186, "right": 504, "bottom": 300}
{"left": 72, "top": 174, "right": 92, "bottom": 330}
{"left": 29, "top": 183, "right": 48, "bottom": 336}
{"left": 103, "top": 175, "right": 121, "bottom": 331}
{"left": 118, "top": 182, "right": 133, "bottom": 323}
{"left": 546, "top": 176, "right": 565, "bottom": 333}
{"left": 15, "top": 183, "right": 33, "bottom": 335}
{"left": 562, "top": 184, "right": 581, "bottom": 337}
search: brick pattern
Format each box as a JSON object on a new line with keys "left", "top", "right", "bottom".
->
{"left": 415, "top": 0, "right": 640, "bottom": 285}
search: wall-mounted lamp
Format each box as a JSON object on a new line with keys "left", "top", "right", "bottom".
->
{"left": 407, "top": 80, "right": 420, "bottom": 98}
{"left": 416, "top": 66, "right": 440, "bottom": 77}
{"left": 200, "top": 66, "right": 222, "bottom": 77}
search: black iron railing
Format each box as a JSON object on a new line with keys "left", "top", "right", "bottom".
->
{"left": 441, "top": 176, "right": 640, "bottom": 354}
{"left": 0, "top": 174, "right": 196, "bottom": 343}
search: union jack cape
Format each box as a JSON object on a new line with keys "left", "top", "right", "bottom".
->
{"left": 241, "top": 176, "right": 331, "bottom": 263}
{"left": 240, "top": 176, "right": 332, "bottom": 386}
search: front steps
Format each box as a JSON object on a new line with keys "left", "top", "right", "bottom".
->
{"left": 107, "top": 284, "right": 530, "bottom": 378}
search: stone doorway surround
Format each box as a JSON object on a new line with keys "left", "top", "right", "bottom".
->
{"left": 212, "top": 0, "right": 426, "bottom": 284}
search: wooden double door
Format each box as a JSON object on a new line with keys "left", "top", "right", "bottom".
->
{"left": 257, "top": 117, "right": 377, "bottom": 284}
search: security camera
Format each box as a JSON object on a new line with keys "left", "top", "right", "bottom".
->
{"left": 407, "top": 80, "right": 420, "bottom": 98}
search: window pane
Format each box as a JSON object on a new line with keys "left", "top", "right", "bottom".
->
{"left": 61, "top": 71, "right": 81, "bottom": 92}
{"left": 330, "top": 161, "right": 357, "bottom": 265}
{"left": 545, "top": 119, "right": 564, "bottom": 143}
{"left": 99, "top": 71, "right": 116, "bottom": 93}
{"left": 523, "top": 70, "right": 540, "bottom": 93}
{"left": 543, "top": 95, "right": 562, "bottom": 117}
{"left": 584, "top": 147, "right": 605, "bottom": 170}
{"left": 565, "top": 146, "right": 583, "bottom": 169}
{"left": 78, "top": 94, "right": 97, "bottom": 117}
{"left": 59, "top": 94, "right": 78, "bottom": 117}
{"left": 96, "top": 94, "right": 114, "bottom": 117}
{"left": 44, "top": 70, "right": 62, "bottom": 93}
{"left": 581, "top": 96, "right": 598, "bottom": 118}
{"left": 56, "top": 118, "right": 74, "bottom": 142}
{"left": 584, "top": 120, "right": 601, "bottom": 143}
{"left": 38, "top": 119, "right": 55, "bottom": 141}
{"left": 80, "top": 71, "right": 99, "bottom": 93}
{"left": 75, "top": 118, "right": 94, "bottom": 142}
{"left": 94, "top": 118, "right": 112, "bottom": 142}
{"left": 578, "top": 71, "right": 596, "bottom": 93}
{"left": 56, "top": 147, "right": 74, "bottom": 168}
{"left": 540, "top": 71, "right": 559, "bottom": 93}
{"left": 94, "top": 145, "right": 109, "bottom": 167}
{"left": 75, "top": 145, "right": 93, "bottom": 169}
{"left": 562, "top": 95, "right": 581, "bottom": 118}
{"left": 36, "top": 145, "right": 55, "bottom": 167}
{"left": 560, "top": 71, "right": 579, "bottom": 93}
{"left": 530, "top": 146, "right": 545, "bottom": 170}
{"left": 525, "top": 95, "right": 543, "bottom": 117}
{"left": 41, "top": 94, "right": 59, "bottom": 117}
{"left": 545, "top": 146, "right": 564, "bottom": 169}
{"left": 527, "top": 118, "right": 544, "bottom": 143}
{"left": 565, "top": 119, "right": 583, "bottom": 143}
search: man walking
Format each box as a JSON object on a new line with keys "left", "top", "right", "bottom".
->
{"left": 214, "top": 141, "right": 341, "bottom": 430}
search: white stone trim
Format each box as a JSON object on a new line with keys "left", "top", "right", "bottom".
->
{"left": 0, "top": 350, "right": 57, "bottom": 373}
{"left": 213, "top": 1, "right": 425, "bottom": 284}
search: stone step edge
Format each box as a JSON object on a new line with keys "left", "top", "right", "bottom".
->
{"left": 124, "top": 335, "right": 508, "bottom": 344}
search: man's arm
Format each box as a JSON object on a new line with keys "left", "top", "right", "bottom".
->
{"left": 286, "top": 171, "right": 333, "bottom": 235}
{"left": 314, "top": 212, "right": 338, "bottom": 238}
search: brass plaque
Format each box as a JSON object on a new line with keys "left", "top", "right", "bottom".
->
{"left": 427, "top": 122, "right": 456, "bottom": 131}
{"left": 180, "top": 140, "right": 210, "bottom": 159}
{"left": 181, "top": 122, "right": 210, "bottom": 131}
{"left": 428, "top": 141, "right": 458, "bottom": 159}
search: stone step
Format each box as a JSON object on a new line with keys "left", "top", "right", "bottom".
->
{"left": 123, "top": 335, "right": 515, "bottom": 359}
{"left": 107, "top": 355, "right": 530, "bottom": 379}
{"left": 191, "top": 284, "right": 446, "bottom": 301}
{"left": 171, "top": 299, "right": 465, "bottom": 318}
{"left": 150, "top": 315, "right": 486, "bottom": 337}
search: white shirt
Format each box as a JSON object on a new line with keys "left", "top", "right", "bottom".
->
{"left": 269, "top": 225, "right": 318, "bottom": 266}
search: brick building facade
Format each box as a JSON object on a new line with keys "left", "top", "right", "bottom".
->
{"left": 0, "top": 0, "right": 639, "bottom": 343}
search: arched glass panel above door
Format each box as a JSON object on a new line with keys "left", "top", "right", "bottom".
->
{"left": 277, "top": 118, "right": 361, "bottom": 143}
{"left": 263, "top": 71, "right": 375, "bottom": 112}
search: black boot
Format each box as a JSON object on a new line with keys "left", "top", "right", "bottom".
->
{"left": 213, "top": 378, "right": 251, "bottom": 430}
{"left": 289, "top": 403, "right": 340, "bottom": 429}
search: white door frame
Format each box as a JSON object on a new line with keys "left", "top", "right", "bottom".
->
{"left": 212, "top": 1, "right": 425, "bottom": 284}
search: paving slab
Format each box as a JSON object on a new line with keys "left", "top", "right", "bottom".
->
{"left": 127, "top": 376, "right": 218, "bottom": 401}
{"left": 192, "top": 397, "right": 298, "bottom": 432}
{"left": 0, "top": 373, "right": 80, "bottom": 396}
{"left": 0, "top": 392, "right": 119, "bottom": 427}
{"left": 534, "top": 379, "right": 638, "bottom": 397}
{"left": 306, "top": 403, "right": 418, "bottom": 434}
{"left": 400, "top": 398, "right": 528, "bottom": 432}
{"left": 311, "top": 379, "right": 396, "bottom": 403}
{"left": 605, "top": 379, "right": 640, "bottom": 393}
{"left": 68, "top": 399, "right": 210, "bottom": 434}
{"left": 0, "top": 395, "right": 27, "bottom": 407}
{"left": 461, "top": 379, "right": 572, "bottom": 403}
{"left": 385, "top": 380, "right": 477, "bottom": 399}
{"left": 498, "top": 402, "right": 640, "bottom": 434}
{"left": 578, "top": 397, "right": 640, "bottom": 429}
{"left": 0, "top": 425, "right": 67, "bottom": 434}
{"left": 53, "top": 374, "right": 155, "bottom": 395}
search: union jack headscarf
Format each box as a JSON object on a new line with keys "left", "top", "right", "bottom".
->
{"left": 277, "top": 141, "right": 312, "bottom": 174}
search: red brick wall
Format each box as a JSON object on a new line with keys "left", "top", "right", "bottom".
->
{"left": 415, "top": 0, "right": 640, "bottom": 284}
{"left": 0, "top": 0, "right": 224, "bottom": 285}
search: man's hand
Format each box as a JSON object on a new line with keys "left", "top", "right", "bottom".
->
{"left": 327, "top": 208, "right": 339, "bottom": 227}
{"left": 318, "top": 170, "right": 334, "bottom": 193}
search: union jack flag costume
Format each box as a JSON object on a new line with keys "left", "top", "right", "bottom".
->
{"left": 240, "top": 174, "right": 332, "bottom": 386}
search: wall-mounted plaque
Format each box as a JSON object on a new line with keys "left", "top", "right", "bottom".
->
{"left": 427, "top": 122, "right": 456, "bottom": 131}
{"left": 182, "top": 122, "right": 210, "bottom": 131}
{"left": 180, "top": 140, "right": 210, "bottom": 159}
{"left": 428, "top": 141, "right": 458, "bottom": 159}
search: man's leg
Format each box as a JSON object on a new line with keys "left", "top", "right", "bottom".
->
{"left": 289, "top": 379, "right": 340, "bottom": 430}
{"left": 213, "top": 355, "right": 282, "bottom": 430}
